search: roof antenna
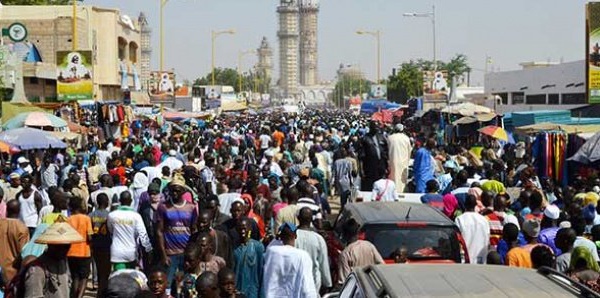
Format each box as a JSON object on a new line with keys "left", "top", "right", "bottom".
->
{"left": 405, "top": 206, "right": 412, "bottom": 220}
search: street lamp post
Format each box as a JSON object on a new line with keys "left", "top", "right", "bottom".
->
{"left": 403, "top": 5, "right": 437, "bottom": 70}
{"left": 159, "top": 0, "right": 169, "bottom": 71}
{"left": 211, "top": 29, "right": 236, "bottom": 86}
{"left": 356, "top": 30, "right": 381, "bottom": 83}
{"left": 238, "top": 50, "right": 254, "bottom": 93}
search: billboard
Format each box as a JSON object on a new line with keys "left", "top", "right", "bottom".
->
{"left": 422, "top": 70, "right": 449, "bottom": 101}
{"left": 588, "top": 2, "right": 600, "bottom": 103}
{"left": 205, "top": 85, "right": 222, "bottom": 109}
{"left": 56, "top": 51, "right": 93, "bottom": 101}
{"left": 149, "top": 71, "right": 176, "bottom": 98}
{"left": 369, "top": 84, "right": 387, "bottom": 99}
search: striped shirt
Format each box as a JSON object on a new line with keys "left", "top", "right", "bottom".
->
{"left": 157, "top": 202, "right": 198, "bottom": 256}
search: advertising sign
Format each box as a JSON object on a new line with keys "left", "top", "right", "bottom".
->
{"left": 205, "top": 85, "right": 222, "bottom": 109}
{"left": 369, "top": 84, "right": 387, "bottom": 99}
{"left": 422, "top": 70, "right": 449, "bottom": 101}
{"left": 56, "top": 51, "right": 93, "bottom": 101}
{"left": 588, "top": 2, "right": 600, "bottom": 103}
{"left": 149, "top": 71, "right": 176, "bottom": 98}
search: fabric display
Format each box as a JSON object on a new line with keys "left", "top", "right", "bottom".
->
{"left": 532, "top": 131, "right": 568, "bottom": 186}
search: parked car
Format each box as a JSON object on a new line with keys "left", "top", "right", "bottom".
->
{"left": 326, "top": 264, "right": 600, "bottom": 298}
{"left": 325, "top": 201, "right": 468, "bottom": 284}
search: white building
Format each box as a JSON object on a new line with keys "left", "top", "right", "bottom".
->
{"left": 485, "top": 60, "right": 586, "bottom": 114}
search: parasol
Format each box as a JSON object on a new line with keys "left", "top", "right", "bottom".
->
{"left": 568, "top": 131, "right": 600, "bottom": 165}
{"left": 0, "top": 140, "right": 20, "bottom": 154}
{"left": 0, "top": 127, "right": 67, "bottom": 150}
{"left": 2, "top": 111, "right": 68, "bottom": 130}
{"left": 478, "top": 125, "right": 508, "bottom": 141}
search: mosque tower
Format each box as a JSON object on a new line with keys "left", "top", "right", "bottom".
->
{"left": 277, "top": 0, "right": 299, "bottom": 98}
{"left": 138, "top": 12, "right": 152, "bottom": 90}
{"left": 299, "top": 0, "right": 319, "bottom": 86}
{"left": 256, "top": 37, "right": 273, "bottom": 83}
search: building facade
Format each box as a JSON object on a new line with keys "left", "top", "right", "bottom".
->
{"left": 485, "top": 60, "right": 587, "bottom": 114}
{"left": 277, "top": 0, "right": 299, "bottom": 99}
{"left": 298, "top": 0, "right": 319, "bottom": 86}
{"left": 0, "top": 5, "right": 144, "bottom": 102}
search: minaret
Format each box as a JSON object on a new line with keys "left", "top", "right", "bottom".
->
{"left": 256, "top": 37, "right": 273, "bottom": 83}
{"left": 138, "top": 12, "right": 152, "bottom": 91}
{"left": 299, "top": 0, "right": 319, "bottom": 86}
{"left": 277, "top": 0, "right": 299, "bottom": 98}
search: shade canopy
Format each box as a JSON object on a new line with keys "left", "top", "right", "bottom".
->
{"left": 0, "top": 127, "right": 67, "bottom": 150}
{"left": 2, "top": 111, "right": 68, "bottom": 130}
{"left": 441, "top": 102, "right": 493, "bottom": 116}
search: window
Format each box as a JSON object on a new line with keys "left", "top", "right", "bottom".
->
{"left": 118, "top": 37, "right": 128, "bottom": 60}
{"left": 562, "top": 93, "right": 586, "bottom": 104}
{"left": 526, "top": 94, "right": 546, "bottom": 104}
{"left": 129, "top": 42, "right": 138, "bottom": 63}
{"left": 29, "top": 77, "right": 39, "bottom": 85}
{"left": 495, "top": 93, "right": 508, "bottom": 105}
{"left": 365, "top": 227, "right": 461, "bottom": 262}
{"left": 512, "top": 92, "right": 525, "bottom": 104}
{"left": 548, "top": 94, "right": 559, "bottom": 104}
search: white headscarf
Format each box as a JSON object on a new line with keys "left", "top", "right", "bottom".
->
{"left": 130, "top": 172, "right": 149, "bottom": 210}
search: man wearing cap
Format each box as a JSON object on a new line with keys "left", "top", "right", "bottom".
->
{"left": 263, "top": 222, "right": 317, "bottom": 298}
{"left": 156, "top": 173, "right": 198, "bottom": 295}
{"left": 388, "top": 123, "right": 412, "bottom": 193}
{"left": 159, "top": 149, "right": 184, "bottom": 172}
{"left": 23, "top": 222, "right": 84, "bottom": 298}
{"left": 14, "top": 156, "right": 33, "bottom": 177}
{"left": 538, "top": 204, "right": 561, "bottom": 255}
{"left": 4, "top": 173, "right": 22, "bottom": 202}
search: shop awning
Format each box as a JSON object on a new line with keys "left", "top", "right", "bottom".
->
{"left": 441, "top": 102, "right": 494, "bottom": 116}
{"left": 514, "top": 122, "right": 600, "bottom": 135}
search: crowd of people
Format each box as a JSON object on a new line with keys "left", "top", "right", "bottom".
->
{"left": 0, "top": 108, "right": 599, "bottom": 297}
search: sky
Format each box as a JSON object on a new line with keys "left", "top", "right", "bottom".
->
{"left": 86, "top": 0, "right": 589, "bottom": 85}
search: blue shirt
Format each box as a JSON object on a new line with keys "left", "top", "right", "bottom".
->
{"left": 538, "top": 227, "right": 561, "bottom": 255}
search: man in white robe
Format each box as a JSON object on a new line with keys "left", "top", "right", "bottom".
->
{"left": 387, "top": 124, "right": 412, "bottom": 193}
{"left": 263, "top": 222, "right": 317, "bottom": 298}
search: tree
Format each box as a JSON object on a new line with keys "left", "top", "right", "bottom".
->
{"left": 332, "top": 73, "right": 371, "bottom": 108}
{"left": 2, "top": 0, "right": 71, "bottom": 4}
{"left": 387, "top": 61, "right": 423, "bottom": 103}
{"left": 440, "top": 54, "right": 471, "bottom": 86}
{"left": 193, "top": 67, "right": 254, "bottom": 93}
{"left": 386, "top": 54, "right": 471, "bottom": 103}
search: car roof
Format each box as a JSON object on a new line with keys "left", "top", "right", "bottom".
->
{"left": 356, "top": 264, "right": 587, "bottom": 298}
{"left": 345, "top": 201, "right": 454, "bottom": 226}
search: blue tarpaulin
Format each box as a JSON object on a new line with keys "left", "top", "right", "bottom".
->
{"left": 360, "top": 100, "right": 401, "bottom": 114}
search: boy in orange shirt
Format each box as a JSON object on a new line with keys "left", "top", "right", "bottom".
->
{"left": 67, "top": 195, "right": 93, "bottom": 298}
